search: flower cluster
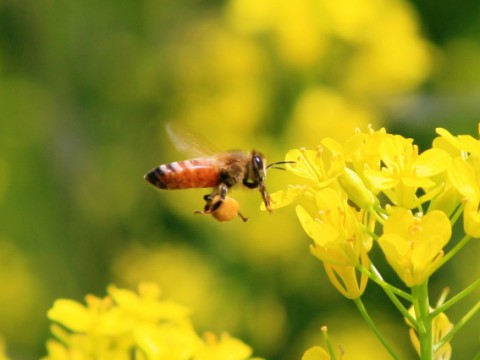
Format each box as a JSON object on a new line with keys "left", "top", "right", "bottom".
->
{"left": 43, "top": 283, "right": 261, "bottom": 360}
{"left": 270, "top": 125, "right": 480, "bottom": 358}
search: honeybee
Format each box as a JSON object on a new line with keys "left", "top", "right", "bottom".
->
{"left": 144, "top": 125, "right": 291, "bottom": 221}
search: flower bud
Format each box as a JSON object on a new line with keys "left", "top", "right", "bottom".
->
{"left": 338, "top": 167, "right": 377, "bottom": 209}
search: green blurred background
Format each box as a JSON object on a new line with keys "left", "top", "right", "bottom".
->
{"left": 0, "top": 0, "right": 479, "bottom": 358}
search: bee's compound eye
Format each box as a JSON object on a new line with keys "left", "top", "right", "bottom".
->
{"left": 211, "top": 195, "right": 240, "bottom": 222}
{"left": 253, "top": 155, "right": 263, "bottom": 170}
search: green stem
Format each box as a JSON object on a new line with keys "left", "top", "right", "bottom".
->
{"left": 354, "top": 298, "right": 400, "bottom": 360}
{"left": 357, "top": 264, "right": 417, "bottom": 328}
{"left": 431, "top": 278, "right": 480, "bottom": 318}
{"left": 439, "top": 234, "right": 472, "bottom": 268}
{"left": 321, "top": 327, "right": 337, "bottom": 360}
{"left": 449, "top": 203, "right": 463, "bottom": 227}
{"left": 412, "top": 282, "right": 433, "bottom": 360}
{"left": 370, "top": 264, "right": 413, "bottom": 302}
{"left": 435, "top": 287, "right": 450, "bottom": 308}
{"left": 434, "top": 300, "right": 480, "bottom": 352}
{"left": 374, "top": 203, "right": 389, "bottom": 217}
{"left": 371, "top": 204, "right": 387, "bottom": 225}
{"left": 361, "top": 224, "right": 380, "bottom": 242}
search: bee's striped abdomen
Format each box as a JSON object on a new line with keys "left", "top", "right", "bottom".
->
{"left": 144, "top": 158, "right": 220, "bottom": 189}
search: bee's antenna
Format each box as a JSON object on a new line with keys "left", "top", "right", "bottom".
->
{"left": 267, "top": 161, "right": 296, "bottom": 170}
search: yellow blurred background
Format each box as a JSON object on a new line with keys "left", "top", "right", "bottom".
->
{"left": 0, "top": 0, "right": 479, "bottom": 358}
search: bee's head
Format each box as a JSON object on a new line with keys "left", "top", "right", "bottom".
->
{"left": 243, "top": 151, "right": 273, "bottom": 212}
{"left": 243, "top": 151, "right": 267, "bottom": 189}
{"left": 243, "top": 152, "right": 296, "bottom": 212}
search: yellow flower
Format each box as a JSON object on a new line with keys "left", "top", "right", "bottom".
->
{"left": 133, "top": 321, "right": 202, "bottom": 360}
{"left": 227, "top": 0, "right": 432, "bottom": 95}
{"left": 44, "top": 338, "right": 70, "bottom": 360}
{"left": 43, "top": 323, "right": 132, "bottom": 360}
{"left": 264, "top": 185, "right": 307, "bottom": 211}
{"left": 364, "top": 135, "right": 451, "bottom": 209}
{"left": 267, "top": 142, "right": 377, "bottom": 298}
{"left": 196, "top": 332, "right": 257, "bottom": 360}
{"left": 108, "top": 283, "right": 190, "bottom": 323}
{"left": 462, "top": 200, "right": 480, "bottom": 238}
{"left": 406, "top": 307, "right": 453, "bottom": 360}
{"left": 326, "top": 125, "right": 390, "bottom": 202}
{"left": 301, "top": 327, "right": 343, "bottom": 360}
{"left": 341, "top": 126, "right": 389, "bottom": 183}
{"left": 45, "top": 283, "right": 259, "bottom": 360}
{"left": 264, "top": 146, "right": 345, "bottom": 210}
{"left": 427, "top": 182, "right": 462, "bottom": 219}
{"left": 435, "top": 125, "right": 480, "bottom": 237}
{"left": 296, "top": 188, "right": 370, "bottom": 298}
{"left": 448, "top": 158, "right": 480, "bottom": 201}
{"left": 297, "top": 188, "right": 371, "bottom": 266}
{"left": 446, "top": 157, "right": 480, "bottom": 237}
{"left": 227, "top": 0, "right": 329, "bottom": 68}
{"left": 322, "top": 262, "right": 368, "bottom": 299}
{"left": 340, "top": 0, "right": 432, "bottom": 97}
{"left": 266, "top": 128, "right": 386, "bottom": 211}
{"left": 47, "top": 295, "right": 132, "bottom": 336}
{"left": 285, "top": 147, "right": 344, "bottom": 187}
{"left": 378, "top": 208, "right": 451, "bottom": 287}
{"left": 302, "top": 346, "right": 332, "bottom": 360}
{"left": 436, "top": 126, "right": 480, "bottom": 155}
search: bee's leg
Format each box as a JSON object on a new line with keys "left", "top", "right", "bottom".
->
{"left": 194, "top": 201, "right": 213, "bottom": 216}
{"left": 200, "top": 183, "right": 227, "bottom": 211}
{"left": 194, "top": 196, "right": 224, "bottom": 216}
{"left": 259, "top": 184, "right": 272, "bottom": 212}
{"left": 195, "top": 193, "right": 214, "bottom": 216}
{"left": 238, "top": 212, "right": 248, "bottom": 222}
{"left": 209, "top": 198, "right": 223, "bottom": 211}
{"left": 202, "top": 182, "right": 224, "bottom": 204}
{"left": 203, "top": 193, "right": 213, "bottom": 202}
{"left": 218, "top": 183, "right": 228, "bottom": 199}
{"left": 196, "top": 189, "right": 224, "bottom": 215}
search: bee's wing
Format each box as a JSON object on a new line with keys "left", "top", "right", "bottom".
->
{"left": 166, "top": 123, "right": 219, "bottom": 158}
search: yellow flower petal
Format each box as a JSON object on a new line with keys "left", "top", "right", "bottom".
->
{"left": 379, "top": 208, "right": 451, "bottom": 287}
{"left": 437, "top": 126, "right": 480, "bottom": 155}
{"left": 47, "top": 300, "right": 92, "bottom": 332}
{"left": 109, "top": 285, "right": 190, "bottom": 322}
{"left": 363, "top": 169, "right": 398, "bottom": 189}
{"left": 448, "top": 158, "right": 480, "bottom": 201}
{"left": 436, "top": 128, "right": 464, "bottom": 149}
{"left": 197, "top": 332, "right": 253, "bottom": 360}
{"left": 285, "top": 147, "right": 344, "bottom": 187}
{"left": 302, "top": 346, "right": 330, "bottom": 360}
{"left": 261, "top": 187, "right": 304, "bottom": 211}
{"left": 285, "top": 149, "right": 322, "bottom": 181}
{"left": 413, "top": 148, "right": 451, "bottom": 177}
{"left": 134, "top": 321, "right": 201, "bottom": 359}
{"left": 296, "top": 205, "right": 318, "bottom": 240}
{"left": 463, "top": 200, "right": 480, "bottom": 238}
